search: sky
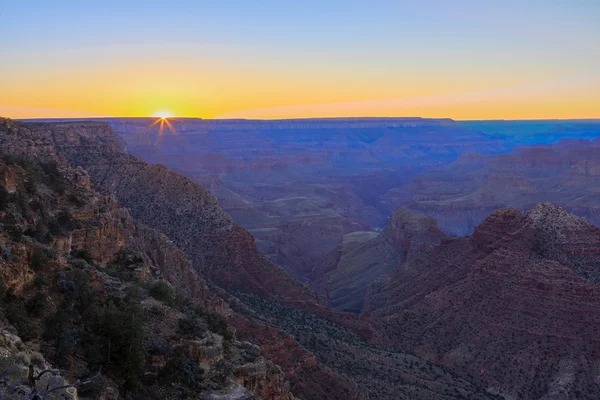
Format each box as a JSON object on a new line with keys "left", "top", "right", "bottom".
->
{"left": 1, "top": 0, "right": 599, "bottom": 120}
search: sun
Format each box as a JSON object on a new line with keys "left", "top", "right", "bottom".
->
{"left": 154, "top": 111, "right": 173, "bottom": 119}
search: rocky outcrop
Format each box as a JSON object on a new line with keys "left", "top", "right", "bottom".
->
{"left": 0, "top": 328, "right": 79, "bottom": 400}
{"left": 366, "top": 204, "right": 600, "bottom": 399}
{"left": 382, "top": 206, "right": 447, "bottom": 259}
{"left": 312, "top": 208, "right": 447, "bottom": 313}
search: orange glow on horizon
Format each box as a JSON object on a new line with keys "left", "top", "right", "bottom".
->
{"left": 0, "top": 58, "right": 598, "bottom": 121}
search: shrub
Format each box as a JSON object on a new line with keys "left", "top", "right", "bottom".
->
{"left": 25, "top": 292, "right": 47, "bottom": 317}
{"left": 69, "top": 269, "right": 93, "bottom": 314}
{"left": 4, "top": 224, "right": 23, "bottom": 242}
{"left": 177, "top": 316, "right": 208, "bottom": 339}
{"left": 14, "top": 352, "right": 30, "bottom": 366}
{"left": 149, "top": 338, "right": 172, "bottom": 356}
{"left": 161, "top": 356, "right": 204, "bottom": 388}
{"left": 40, "top": 161, "right": 64, "bottom": 192}
{"left": 149, "top": 281, "right": 175, "bottom": 306}
{"left": 204, "top": 313, "right": 232, "bottom": 339}
{"left": 0, "top": 184, "right": 9, "bottom": 211}
{"left": 86, "top": 298, "right": 146, "bottom": 394}
{"left": 0, "top": 275, "right": 6, "bottom": 299}
{"left": 49, "top": 210, "right": 79, "bottom": 236}
{"left": 214, "top": 359, "right": 233, "bottom": 384}
{"left": 43, "top": 309, "right": 75, "bottom": 368}
{"left": 32, "top": 274, "right": 48, "bottom": 288}
{"left": 5, "top": 307, "right": 38, "bottom": 341}
{"left": 30, "top": 351, "right": 45, "bottom": 368}
{"left": 30, "top": 248, "right": 48, "bottom": 271}
{"left": 71, "top": 249, "right": 94, "bottom": 264}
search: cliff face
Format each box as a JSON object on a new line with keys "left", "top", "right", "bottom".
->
{"left": 366, "top": 204, "right": 600, "bottom": 399}
{"left": 0, "top": 119, "right": 205, "bottom": 300}
{"left": 0, "top": 118, "right": 297, "bottom": 400}
{"left": 28, "top": 121, "right": 317, "bottom": 303}
{"left": 312, "top": 207, "right": 447, "bottom": 313}
{"left": 382, "top": 206, "right": 448, "bottom": 259}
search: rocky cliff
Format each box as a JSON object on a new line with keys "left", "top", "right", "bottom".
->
{"left": 366, "top": 204, "right": 600, "bottom": 399}
{"left": 0, "top": 118, "right": 297, "bottom": 399}
{"left": 312, "top": 207, "right": 447, "bottom": 313}
{"left": 27, "top": 121, "right": 317, "bottom": 303}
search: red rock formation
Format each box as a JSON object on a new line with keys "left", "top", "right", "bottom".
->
{"left": 366, "top": 204, "right": 600, "bottom": 399}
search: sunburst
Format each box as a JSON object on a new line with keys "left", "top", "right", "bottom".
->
{"left": 150, "top": 111, "right": 176, "bottom": 137}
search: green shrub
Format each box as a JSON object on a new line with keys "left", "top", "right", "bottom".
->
{"left": 179, "top": 306, "right": 232, "bottom": 340}
{"left": 32, "top": 274, "right": 48, "bottom": 288}
{"left": 0, "top": 275, "right": 6, "bottom": 299}
{"left": 71, "top": 249, "right": 94, "bottom": 264}
{"left": 161, "top": 356, "right": 204, "bottom": 388}
{"left": 25, "top": 292, "right": 47, "bottom": 317}
{"left": 40, "top": 161, "right": 65, "bottom": 193}
{"left": 214, "top": 359, "right": 233, "bottom": 384}
{"left": 4, "top": 224, "right": 23, "bottom": 242}
{"left": 43, "top": 309, "right": 76, "bottom": 368}
{"left": 177, "top": 316, "right": 208, "bottom": 338}
{"left": 49, "top": 210, "right": 79, "bottom": 236}
{"left": 69, "top": 269, "right": 94, "bottom": 315}
{"left": 149, "top": 281, "right": 174, "bottom": 306}
{"left": 86, "top": 298, "right": 146, "bottom": 395}
{"left": 30, "top": 248, "right": 48, "bottom": 271}
{"left": 30, "top": 351, "right": 45, "bottom": 368}
{"left": 5, "top": 307, "right": 38, "bottom": 341}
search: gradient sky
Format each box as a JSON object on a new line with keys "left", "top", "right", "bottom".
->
{"left": 1, "top": 0, "right": 599, "bottom": 119}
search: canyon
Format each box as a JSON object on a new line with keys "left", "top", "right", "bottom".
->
{"left": 2, "top": 117, "right": 600, "bottom": 399}
{"left": 87, "top": 117, "right": 600, "bottom": 285}
{"left": 1, "top": 118, "right": 502, "bottom": 399}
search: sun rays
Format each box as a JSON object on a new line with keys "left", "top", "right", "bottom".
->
{"left": 149, "top": 113, "right": 176, "bottom": 137}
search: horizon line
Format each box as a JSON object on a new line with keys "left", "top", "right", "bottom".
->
{"left": 14, "top": 116, "right": 600, "bottom": 123}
